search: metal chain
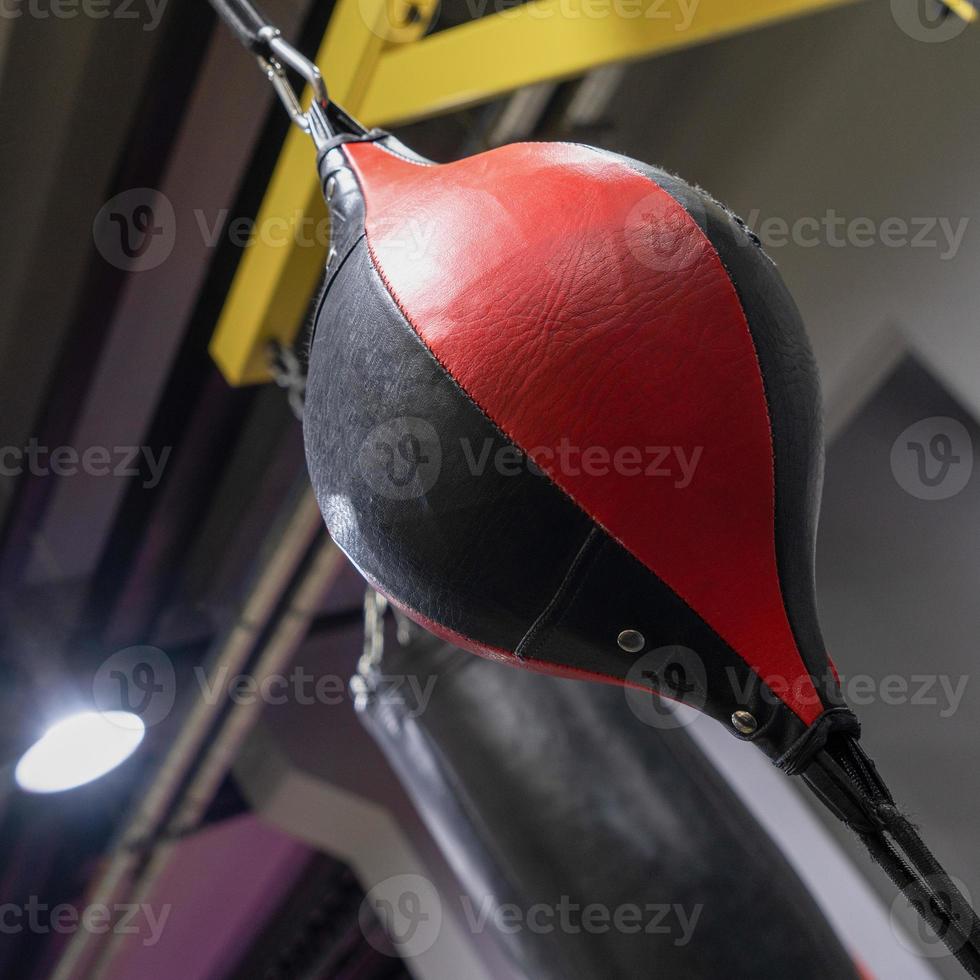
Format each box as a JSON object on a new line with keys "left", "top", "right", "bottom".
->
{"left": 350, "top": 589, "right": 388, "bottom": 709}
{"left": 255, "top": 27, "right": 333, "bottom": 150}
{"left": 207, "top": 1, "right": 333, "bottom": 148}
{"left": 268, "top": 341, "right": 306, "bottom": 420}
{"left": 359, "top": 588, "right": 388, "bottom": 675}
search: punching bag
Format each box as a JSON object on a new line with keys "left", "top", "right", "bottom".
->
{"left": 208, "top": 2, "right": 980, "bottom": 973}
{"left": 356, "top": 628, "right": 862, "bottom": 979}
{"left": 304, "top": 120, "right": 980, "bottom": 973}
{"left": 306, "top": 123, "right": 839, "bottom": 769}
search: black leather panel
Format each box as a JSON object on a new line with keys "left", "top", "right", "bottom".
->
{"left": 304, "top": 149, "right": 844, "bottom": 759}
{"left": 304, "top": 136, "right": 848, "bottom": 760}
{"left": 304, "top": 237, "right": 595, "bottom": 652}
{"left": 310, "top": 130, "right": 432, "bottom": 351}
{"left": 358, "top": 632, "right": 860, "bottom": 980}
{"left": 518, "top": 528, "right": 810, "bottom": 762}
{"left": 304, "top": 232, "right": 815, "bottom": 760}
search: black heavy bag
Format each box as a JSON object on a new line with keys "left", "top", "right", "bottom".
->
{"left": 210, "top": 2, "right": 980, "bottom": 972}
{"left": 356, "top": 628, "right": 861, "bottom": 979}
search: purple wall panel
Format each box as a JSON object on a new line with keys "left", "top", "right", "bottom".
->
{"left": 105, "top": 814, "right": 311, "bottom": 980}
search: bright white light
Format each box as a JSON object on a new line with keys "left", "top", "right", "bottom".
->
{"left": 15, "top": 711, "right": 145, "bottom": 794}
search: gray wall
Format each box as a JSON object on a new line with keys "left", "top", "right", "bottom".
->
{"left": 818, "top": 357, "right": 979, "bottom": 977}
{"left": 606, "top": 0, "right": 980, "bottom": 424}
{"left": 602, "top": 6, "right": 980, "bottom": 973}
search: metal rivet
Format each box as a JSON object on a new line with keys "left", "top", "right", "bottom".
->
{"left": 617, "top": 629, "right": 645, "bottom": 654}
{"left": 731, "top": 710, "right": 758, "bottom": 735}
{"left": 325, "top": 176, "right": 337, "bottom": 201}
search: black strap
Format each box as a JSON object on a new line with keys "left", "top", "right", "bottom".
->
{"left": 775, "top": 705, "right": 861, "bottom": 775}
{"left": 208, "top": 0, "right": 275, "bottom": 53}
{"left": 861, "top": 831, "right": 980, "bottom": 972}
{"left": 805, "top": 735, "right": 980, "bottom": 977}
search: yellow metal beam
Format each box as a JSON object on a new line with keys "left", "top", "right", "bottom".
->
{"left": 360, "top": 0, "right": 864, "bottom": 126}
{"left": 208, "top": 0, "right": 437, "bottom": 385}
{"left": 210, "top": 0, "right": 862, "bottom": 385}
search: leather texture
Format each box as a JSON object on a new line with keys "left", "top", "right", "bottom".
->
{"left": 304, "top": 236, "right": 594, "bottom": 655}
{"left": 304, "top": 132, "right": 856, "bottom": 761}
{"left": 342, "top": 140, "right": 824, "bottom": 725}
{"left": 303, "top": 232, "right": 811, "bottom": 761}
{"left": 356, "top": 630, "right": 860, "bottom": 980}
{"left": 596, "top": 150, "right": 839, "bottom": 704}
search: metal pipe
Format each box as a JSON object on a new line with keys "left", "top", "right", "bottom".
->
{"left": 88, "top": 532, "right": 342, "bottom": 980}
{"left": 50, "top": 486, "right": 326, "bottom": 980}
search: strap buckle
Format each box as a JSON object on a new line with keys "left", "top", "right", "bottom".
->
{"left": 255, "top": 27, "right": 332, "bottom": 148}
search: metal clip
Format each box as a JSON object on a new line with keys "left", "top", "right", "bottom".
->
{"left": 358, "top": 588, "right": 388, "bottom": 675}
{"left": 350, "top": 589, "right": 388, "bottom": 711}
{"left": 255, "top": 26, "right": 332, "bottom": 149}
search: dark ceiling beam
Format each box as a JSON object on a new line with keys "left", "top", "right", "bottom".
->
{"left": 78, "top": 0, "right": 332, "bottom": 651}
{"left": 0, "top": 7, "right": 182, "bottom": 540}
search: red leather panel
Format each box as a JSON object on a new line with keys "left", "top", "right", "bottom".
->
{"left": 345, "top": 140, "right": 821, "bottom": 724}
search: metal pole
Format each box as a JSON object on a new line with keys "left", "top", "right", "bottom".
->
{"left": 49, "top": 486, "right": 326, "bottom": 980}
